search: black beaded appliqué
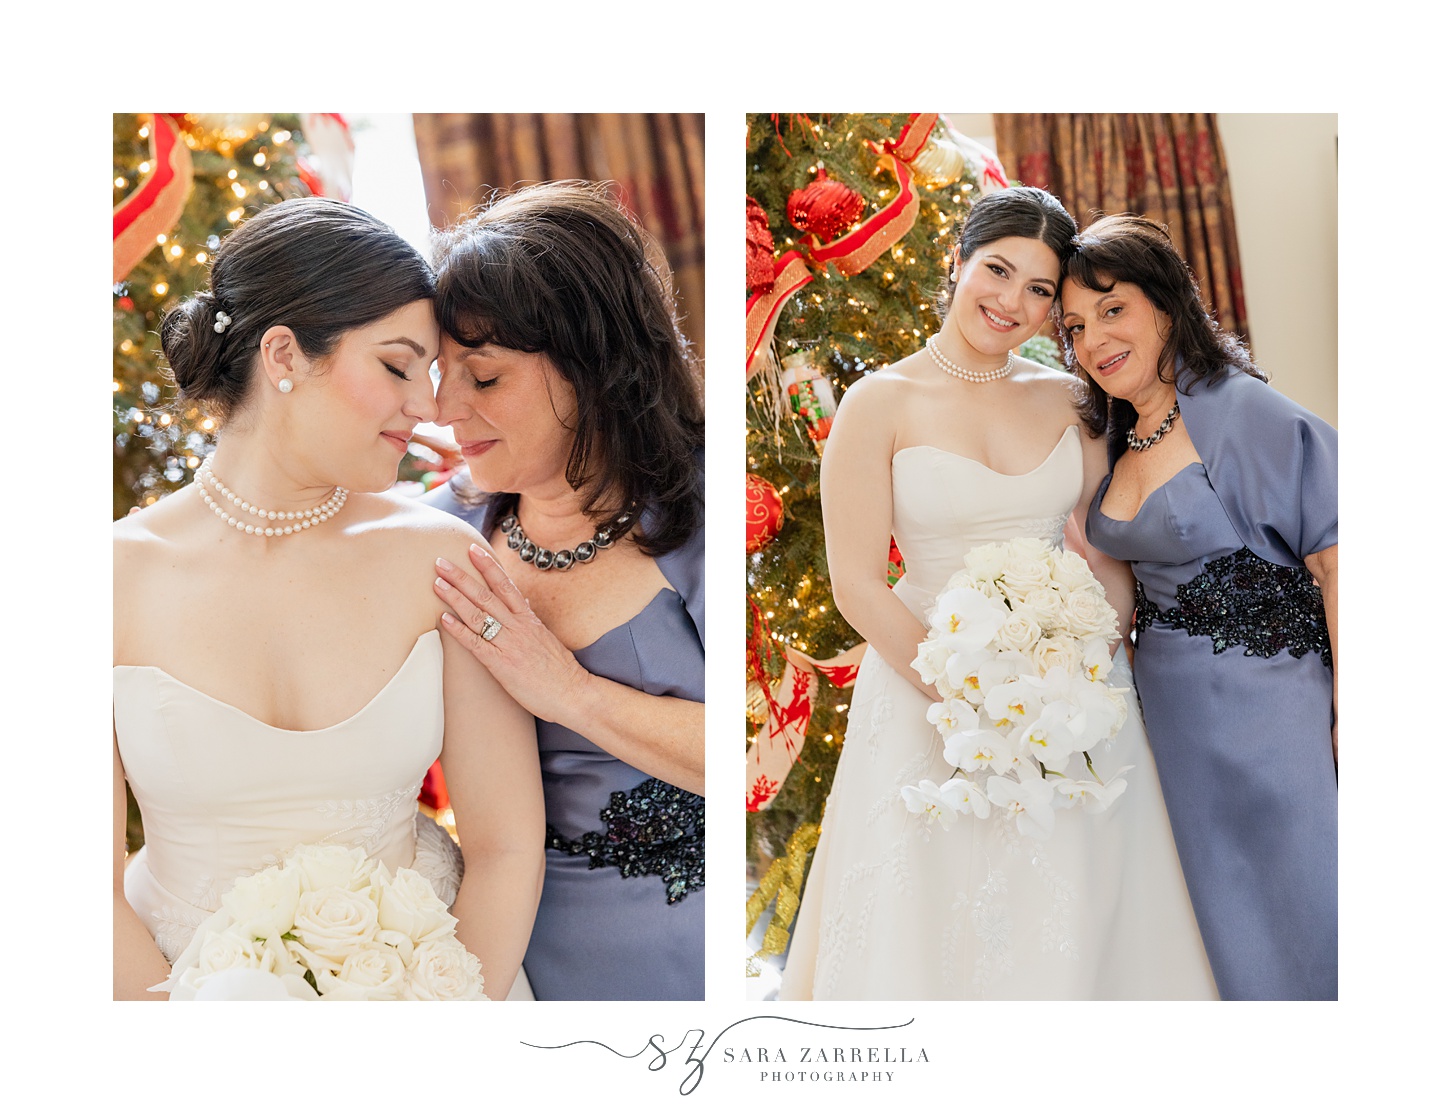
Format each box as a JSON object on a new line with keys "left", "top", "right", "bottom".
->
{"left": 1134, "top": 546, "right": 1331, "bottom": 668}
{"left": 545, "top": 778, "right": 704, "bottom": 904}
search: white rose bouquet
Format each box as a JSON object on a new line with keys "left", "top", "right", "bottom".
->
{"left": 904, "top": 537, "right": 1132, "bottom": 840}
{"left": 153, "top": 843, "right": 487, "bottom": 1001}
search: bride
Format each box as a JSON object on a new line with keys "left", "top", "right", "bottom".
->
{"left": 112, "top": 197, "right": 544, "bottom": 999}
{"left": 778, "top": 187, "right": 1217, "bottom": 1000}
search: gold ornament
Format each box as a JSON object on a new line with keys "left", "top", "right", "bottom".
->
{"left": 910, "top": 136, "right": 966, "bottom": 190}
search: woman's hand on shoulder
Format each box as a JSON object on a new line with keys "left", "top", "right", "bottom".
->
{"left": 433, "top": 540, "right": 593, "bottom": 723}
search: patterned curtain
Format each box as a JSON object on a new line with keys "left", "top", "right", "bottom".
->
{"left": 411, "top": 113, "right": 706, "bottom": 361}
{"left": 992, "top": 113, "right": 1250, "bottom": 348}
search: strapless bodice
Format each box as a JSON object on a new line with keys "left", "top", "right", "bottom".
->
{"left": 114, "top": 631, "right": 448, "bottom": 961}
{"left": 890, "top": 426, "right": 1081, "bottom": 613}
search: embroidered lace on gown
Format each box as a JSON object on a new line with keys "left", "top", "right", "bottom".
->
{"left": 115, "top": 631, "right": 463, "bottom": 970}
{"left": 779, "top": 426, "right": 1217, "bottom": 1000}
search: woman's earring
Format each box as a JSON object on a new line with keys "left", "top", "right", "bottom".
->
{"left": 949, "top": 268, "right": 959, "bottom": 282}
{"left": 277, "top": 378, "right": 294, "bottom": 394}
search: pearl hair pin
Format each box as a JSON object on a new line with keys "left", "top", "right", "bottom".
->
{"left": 926, "top": 335, "right": 1014, "bottom": 383}
{"left": 213, "top": 311, "right": 232, "bottom": 334}
{"left": 196, "top": 460, "right": 347, "bottom": 538}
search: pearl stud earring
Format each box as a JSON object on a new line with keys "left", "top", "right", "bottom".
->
{"left": 278, "top": 378, "right": 293, "bottom": 394}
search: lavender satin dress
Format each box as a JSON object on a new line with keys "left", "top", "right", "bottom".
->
{"left": 424, "top": 482, "right": 705, "bottom": 1000}
{"left": 1086, "top": 370, "right": 1337, "bottom": 1000}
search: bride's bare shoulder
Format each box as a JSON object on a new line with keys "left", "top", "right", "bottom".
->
{"left": 112, "top": 484, "right": 194, "bottom": 556}
{"left": 351, "top": 489, "right": 492, "bottom": 563}
{"left": 1016, "top": 357, "right": 1088, "bottom": 414}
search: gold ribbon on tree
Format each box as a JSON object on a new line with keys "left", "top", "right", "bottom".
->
{"left": 113, "top": 113, "right": 193, "bottom": 283}
{"left": 746, "top": 819, "right": 820, "bottom": 976}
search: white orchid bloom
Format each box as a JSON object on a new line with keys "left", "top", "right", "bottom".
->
{"left": 927, "top": 587, "right": 1008, "bottom": 649}
{"left": 983, "top": 677, "right": 1042, "bottom": 731}
{"left": 943, "top": 723, "right": 1004, "bottom": 773}
{"left": 986, "top": 771, "right": 1058, "bottom": 840}
{"left": 1082, "top": 637, "right": 1113, "bottom": 683}
{"left": 927, "top": 697, "right": 977, "bottom": 737}
{"left": 1065, "top": 674, "right": 1123, "bottom": 746}
{"left": 901, "top": 779, "right": 967, "bottom": 829}
{"left": 1019, "top": 702, "right": 1082, "bottom": 770}
{"left": 942, "top": 777, "right": 991, "bottom": 820}
{"left": 1054, "top": 767, "right": 1132, "bottom": 813}
{"left": 955, "top": 651, "right": 1025, "bottom": 707}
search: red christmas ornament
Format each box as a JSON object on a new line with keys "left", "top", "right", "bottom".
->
{"left": 117, "top": 296, "right": 135, "bottom": 311}
{"left": 418, "top": 759, "right": 449, "bottom": 812}
{"left": 788, "top": 168, "right": 865, "bottom": 242}
{"left": 746, "top": 197, "right": 777, "bottom": 296}
{"left": 746, "top": 473, "right": 785, "bottom": 553}
{"left": 887, "top": 536, "right": 906, "bottom": 587}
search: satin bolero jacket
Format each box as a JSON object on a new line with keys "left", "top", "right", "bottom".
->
{"left": 1113, "top": 366, "right": 1338, "bottom": 568}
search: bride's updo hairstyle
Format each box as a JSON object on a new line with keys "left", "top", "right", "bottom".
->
{"left": 432, "top": 180, "right": 704, "bottom": 558}
{"left": 160, "top": 197, "right": 434, "bottom": 422}
{"left": 936, "top": 185, "right": 1077, "bottom": 321}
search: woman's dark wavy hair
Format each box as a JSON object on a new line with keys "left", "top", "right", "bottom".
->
{"left": 1055, "top": 213, "right": 1264, "bottom": 442}
{"left": 935, "top": 185, "right": 1077, "bottom": 322}
{"left": 159, "top": 197, "right": 434, "bottom": 422}
{"left": 432, "top": 180, "right": 704, "bottom": 557}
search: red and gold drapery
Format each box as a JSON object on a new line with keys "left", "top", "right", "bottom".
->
{"left": 411, "top": 114, "right": 705, "bottom": 363}
{"left": 993, "top": 113, "right": 1250, "bottom": 346}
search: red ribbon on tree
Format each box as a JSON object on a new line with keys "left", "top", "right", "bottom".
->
{"left": 746, "top": 251, "right": 813, "bottom": 377}
{"left": 113, "top": 113, "right": 193, "bottom": 283}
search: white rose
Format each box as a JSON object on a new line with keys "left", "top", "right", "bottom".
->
{"left": 291, "top": 886, "right": 380, "bottom": 964}
{"left": 290, "top": 843, "right": 376, "bottom": 895}
{"left": 1018, "top": 586, "right": 1064, "bottom": 631}
{"left": 1031, "top": 635, "right": 1083, "bottom": 677}
{"left": 378, "top": 868, "right": 458, "bottom": 943}
{"left": 195, "top": 927, "right": 265, "bottom": 975}
{"left": 996, "top": 613, "right": 1042, "bottom": 656}
{"left": 1061, "top": 588, "right": 1118, "bottom": 640}
{"left": 999, "top": 551, "right": 1054, "bottom": 600}
{"left": 1050, "top": 548, "right": 1099, "bottom": 591}
{"left": 403, "top": 939, "right": 487, "bottom": 1001}
{"left": 220, "top": 863, "right": 302, "bottom": 939}
{"left": 317, "top": 942, "right": 407, "bottom": 1000}
{"left": 959, "top": 543, "right": 1009, "bottom": 585}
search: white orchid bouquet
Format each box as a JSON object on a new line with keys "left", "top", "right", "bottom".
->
{"left": 153, "top": 843, "right": 487, "bottom": 1001}
{"left": 903, "top": 537, "right": 1131, "bottom": 840}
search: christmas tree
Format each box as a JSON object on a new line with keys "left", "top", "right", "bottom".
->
{"left": 112, "top": 113, "right": 318, "bottom": 520}
{"left": 745, "top": 113, "right": 1021, "bottom": 965}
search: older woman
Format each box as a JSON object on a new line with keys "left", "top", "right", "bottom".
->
{"left": 424, "top": 181, "right": 705, "bottom": 1000}
{"left": 1060, "top": 214, "right": 1337, "bottom": 1001}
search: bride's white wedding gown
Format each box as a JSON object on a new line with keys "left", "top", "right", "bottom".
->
{"left": 779, "top": 427, "right": 1217, "bottom": 1000}
{"left": 115, "top": 631, "right": 463, "bottom": 968}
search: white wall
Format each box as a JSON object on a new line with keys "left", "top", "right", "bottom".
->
{"left": 1217, "top": 114, "right": 1337, "bottom": 425}
{"left": 944, "top": 114, "right": 1338, "bottom": 426}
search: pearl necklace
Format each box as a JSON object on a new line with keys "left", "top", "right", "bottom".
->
{"left": 1126, "top": 403, "right": 1180, "bottom": 452}
{"left": 926, "top": 335, "right": 1014, "bottom": 383}
{"left": 196, "top": 461, "right": 348, "bottom": 537}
